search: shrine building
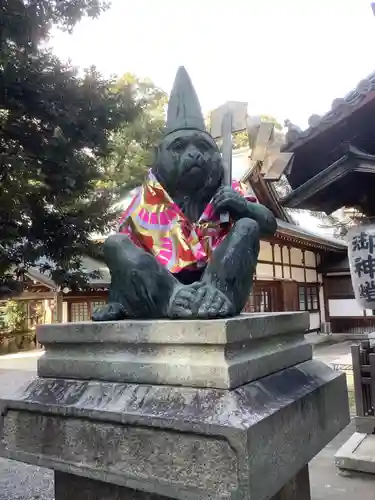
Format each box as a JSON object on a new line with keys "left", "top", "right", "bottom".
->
{"left": 282, "top": 69, "right": 375, "bottom": 334}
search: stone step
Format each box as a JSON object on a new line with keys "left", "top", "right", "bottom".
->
{"left": 36, "top": 312, "right": 311, "bottom": 389}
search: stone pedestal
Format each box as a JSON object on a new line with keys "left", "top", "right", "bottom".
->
{"left": 54, "top": 466, "right": 311, "bottom": 500}
{"left": 335, "top": 432, "right": 375, "bottom": 475}
{"left": 0, "top": 312, "right": 350, "bottom": 500}
{"left": 271, "top": 466, "right": 310, "bottom": 500}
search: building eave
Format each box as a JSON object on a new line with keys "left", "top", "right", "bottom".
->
{"left": 318, "top": 254, "right": 349, "bottom": 274}
{"left": 282, "top": 145, "right": 375, "bottom": 213}
{"left": 275, "top": 219, "right": 347, "bottom": 252}
{"left": 281, "top": 70, "right": 375, "bottom": 153}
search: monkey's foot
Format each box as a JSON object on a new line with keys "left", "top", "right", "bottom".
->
{"left": 168, "top": 282, "right": 234, "bottom": 319}
{"left": 92, "top": 302, "right": 127, "bottom": 322}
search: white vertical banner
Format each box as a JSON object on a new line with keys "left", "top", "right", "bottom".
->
{"left": 348, "top": 224, "right": 375, "bottom": 309}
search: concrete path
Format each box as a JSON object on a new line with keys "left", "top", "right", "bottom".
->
{"left": 0, "top": 350, "right": 42, "bottom": 372}
{"left": 0, "top": 346, "right": 374, "bottom": 499}
{"left": 310, "top": 424, "right": 375, "bottom": 500}
{"left": 311, "top": 338, "right": 356, "bottom": 373}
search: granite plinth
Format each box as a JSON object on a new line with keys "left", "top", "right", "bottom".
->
{"left": 335, "top": 432, "right": 375, "bottom": 475}
{"left": 1, "top": 359, "right": 349, "bottom": 500}
{"left": 55, "top": 466, "right": 311, "bottom": 500}
{"left": 54, "top": 471, "right": 167, "bottom": 500}
{"left": 37, "top": 312, "right": 311, "bottom": 389}
{"left": 271, "top": 466, "right": 310, "bottom": 500}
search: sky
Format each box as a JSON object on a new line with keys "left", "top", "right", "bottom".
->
{"left": 50, "top": 0, "right": 375, "bottom": 129}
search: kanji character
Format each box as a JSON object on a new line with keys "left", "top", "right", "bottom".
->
{"left": 354, "top": 255, "right": 375, "bottom": 279}
{"left": 352, "top": 232, "right": 374, "bottom": 253}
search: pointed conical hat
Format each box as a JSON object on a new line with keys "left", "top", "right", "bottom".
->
{"left": 165, "top": 66, "right": 206, "bottom": 136}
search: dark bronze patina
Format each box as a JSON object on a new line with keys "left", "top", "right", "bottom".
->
{"left": 93, "top": 67, "right": 276, "bottom": 321}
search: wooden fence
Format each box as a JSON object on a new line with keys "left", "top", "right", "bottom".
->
{"left": 352, "top": 340, "right": 375, "bottom": 434}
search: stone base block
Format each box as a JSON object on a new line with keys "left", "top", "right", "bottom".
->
{"left": 36, "top": 312, "right": 311, "bottom": 389}
{"left": 270, "top": 466, "right": 310, "bottom": 500}
{"left": 54, "top": 471, "right": 165, "bottom": 500}
{"left": 55, "top": 466, "right": 311, "bottom": 500}
{"left": 335, "top": 432, "right": 375, "bottom": 475}
{"left": 1, "top": 360, "right": 349, "bottom": 500}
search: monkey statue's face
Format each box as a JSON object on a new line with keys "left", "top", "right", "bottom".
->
{"left": 152, "top": 129, "right": 224, "bottom": 203}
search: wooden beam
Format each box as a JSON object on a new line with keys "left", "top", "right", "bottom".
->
{"left": 271, "top": 243, "right": 276, "bottom": 278}
{"left": 279, "top": 244, "right": 285, "bottom": 279}
{"left": 12, "top": 291, "right": 56, "bottom": 301}
{"left": 56, "top": 293, "right": 63, "bottom": 323}
{"left": 352, "top": 344, "right": 365, "bottom": 417}
{"left": 370, "top": 353, "right": 375, "bottom": 419}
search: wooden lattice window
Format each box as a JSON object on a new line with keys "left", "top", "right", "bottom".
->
{"left": 298, "top": 284, "right": 319, "bottom": 312}
{"left": 244, "top": 282, "right": 281, "bottom": 313}
{"left": 91, "top": 300, "right": 106, "bottom": 312}
{"left": 69, "top": 300, "right": 106, "bottom": 322}
{"left": 70, "top": 302, "right": 90, "bottom": 322}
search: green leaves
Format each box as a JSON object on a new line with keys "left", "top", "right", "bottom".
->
{"left": 0, "top": 1, "right": 142, "bottom": 294}
{"left": 99, "top": 73, "right": 167, "bottom": 197}
{"left": 0, "top": 0, "right": 109, "bottom": 51}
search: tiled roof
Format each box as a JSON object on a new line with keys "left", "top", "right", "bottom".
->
{"left": 276, "top": 219, "right": 347, "bottom": 251}
{"left": 282, "top": 70, "right": 375, "bottom": 150}
{"left": 27, "top": 256, "right": 110, "bottom": 289}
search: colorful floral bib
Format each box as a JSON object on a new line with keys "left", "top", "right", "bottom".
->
{"left": 118, "top": 171, "right": 257, "bottom": 273}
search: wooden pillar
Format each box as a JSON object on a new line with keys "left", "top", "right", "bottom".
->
{"left": 280, "top": 281, "right": 299, "bottom": 312}
{"left": 55, "top": 292, "right": 63, "bottom": 323}
{"left": 271, "top": 466, "right": 311, "bottom": 500}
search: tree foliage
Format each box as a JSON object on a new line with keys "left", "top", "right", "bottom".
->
{"left": 1, "top": 0, "right": 109, "bottom": 51}
{"left": 99, "top": 73, "right": 167, "bottom": 197}
{"left": 0, "top": 0, "right": 139, "bottom": 296}
{"left": 313, "top": 208, "right": 367, "bottom": 239}
{"left": 3, "top": 301, "right": 28, "bottom": 333}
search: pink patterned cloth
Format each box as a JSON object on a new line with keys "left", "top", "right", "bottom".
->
{"left": 118, "top": 171, "right": 257, "bottom": 273}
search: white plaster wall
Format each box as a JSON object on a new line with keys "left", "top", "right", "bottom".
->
{"left": 304, "top": 251, "right": 316, "bottom": 267}
{"left": 259, "top": 241, "right": 273, "bottom": 261}
{"left": 62, "top": 302, "right": 68, "bottom": 323}
{"left": 257, "top": 243, "right": 320, "bottom": 285}
{"left": 275, "top": 265, "right": 283, "bottom": 279}
{"left": 305, "top": 269, "right": 317, "bottom": 283}
{"left": 329, "top": 299, "right": 364, "bottom": 317}
{"left": 256, "top": 263, "right": 274, "bottom": 280}
{"left": 290, "top": 267, "right": 305, "bottom": 282}
{"left": 319, "top": 280, "right": 326, "bottom": 322}
{"left": 273, "top": 245, "right": 282, "bottom": 263}
{"left": 290, "top": 247, "right": 303, "bottom": 266}
{"left": 282, "top": 246, "right": 290, "bottom": 265}
{"left": 309, "top": 312, "right": 320, "bottom": 330}
{"left": 284, "top": 262, "right": 292, "bottom": 279}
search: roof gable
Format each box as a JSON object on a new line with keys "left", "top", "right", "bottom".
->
{"left": 282, "top": 71, "right": 375, "bottom": 153}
